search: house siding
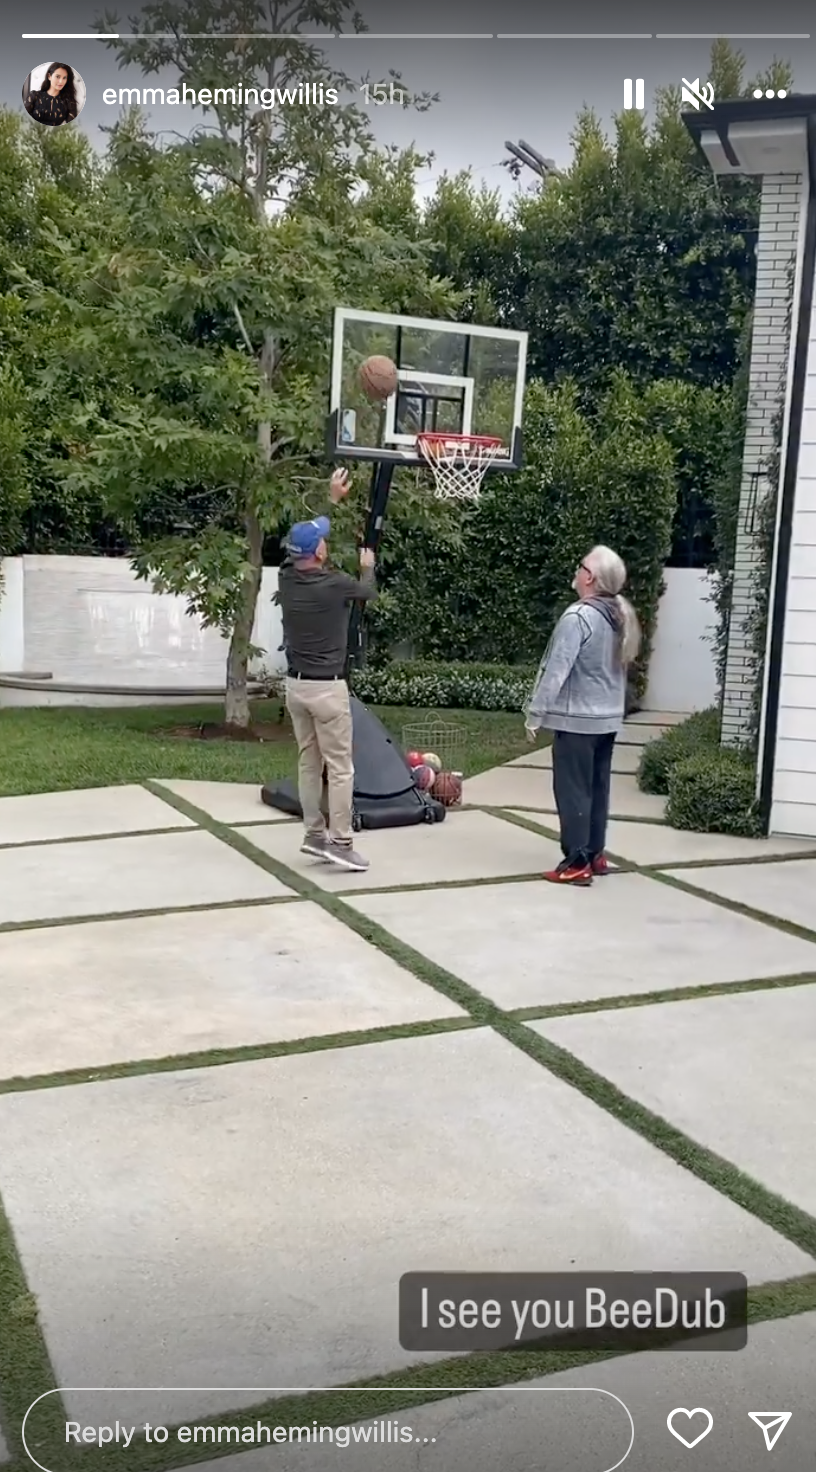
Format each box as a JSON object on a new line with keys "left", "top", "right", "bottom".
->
{"left": 769, "top": 246, "right": 816, "bottom": 837}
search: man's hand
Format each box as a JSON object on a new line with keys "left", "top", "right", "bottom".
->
{"left": 359, "top": 547, "right": 375, "bottom": 569}
{"left": 330, "top": 468, "right": 350, "bottom": 503}
{"left": 525, "top": 725, "right": 537, "bottom": 744}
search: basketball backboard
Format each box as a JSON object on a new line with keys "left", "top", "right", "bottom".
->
{"left": 327, "top": 308, "right": 528, "bottom": 470}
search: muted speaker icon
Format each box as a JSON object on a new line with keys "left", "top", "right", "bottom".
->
{"left": 681, "top": 78, "right": 714, "bottom": 109}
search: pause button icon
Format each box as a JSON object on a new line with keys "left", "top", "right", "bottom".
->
{"left": 624, "top": 78, "right": 645, "bottom": 109}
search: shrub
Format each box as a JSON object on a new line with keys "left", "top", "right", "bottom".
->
{"left": 637, "top": 706, "right": 720, "bottom": 795}
{"left": 667, "top": 749, "right": 761, "bottom": 837}
{"left": 370, "top": 376, "right": 679, "bottom": 687}
{"left": 353, "top": 660, "right": 537, "bottom": 712}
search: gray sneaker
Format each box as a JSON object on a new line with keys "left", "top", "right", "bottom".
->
{"left": 300, "top": 833, "right": 328, "bottom": 859}
{"left": 324, "top": 842, "right": 369, "bottom": 872}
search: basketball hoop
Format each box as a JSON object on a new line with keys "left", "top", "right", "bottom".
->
{"left": 417, "top": 433, "right": 505, "bottom": 502}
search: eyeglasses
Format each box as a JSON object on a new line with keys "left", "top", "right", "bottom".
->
{"left": 578, "top": 562, "right": 593, "bottom": 577}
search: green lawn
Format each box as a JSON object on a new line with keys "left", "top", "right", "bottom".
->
{"left": 0, "top": 701, "right": 535, "bottom": 797}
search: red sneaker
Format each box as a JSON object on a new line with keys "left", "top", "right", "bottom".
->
{"left": 590, "top": 854, "right": 609, "bottom": 876}
{"left": 542, "top": 859, "right": 593, "bottom": 886}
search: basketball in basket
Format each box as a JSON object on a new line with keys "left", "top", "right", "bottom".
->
{"left": 359, "top": 355, "right": 399, "bottom": 402}
{"left": 432, "top": 770, "right": 463, "bottom": 807}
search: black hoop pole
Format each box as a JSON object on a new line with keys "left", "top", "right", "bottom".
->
{"left": 345, "top": 460, "right": 395, "bottom": 681}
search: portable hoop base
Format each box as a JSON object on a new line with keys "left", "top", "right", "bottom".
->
{"left": 417, "top": 432, "right": 505, "bottom": 501}
{"left": 261, "top": 698, "right": 446, "bottom": 829}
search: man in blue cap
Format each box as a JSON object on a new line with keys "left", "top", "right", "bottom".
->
{"left": 278, "top": 468, "right": 377, "bottom": 871}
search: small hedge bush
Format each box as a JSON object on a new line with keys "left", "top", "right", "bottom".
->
{"left": 637, "top": 706, "right": 720, "bottom": 794}
{"left": 667, "top": 749, "right": 761, "bottom": 837}
{"left": 353, "top": 660, "right": 537, "bottom": 712}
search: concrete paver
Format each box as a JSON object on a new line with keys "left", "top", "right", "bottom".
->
{"left": 181, "top": 1312, "right": 816, "bottom": 1472}
{"left": 503, "top": 813, "right": 816, "bottom": 867}
{"left": 0, "top": 829, "right": 290, "bottom": 926}
{"left": 155, "top": 780, "right": 293, "bottom": 826}
{"left": 507, "top": 743, "right": 642, "bottom": 774}
{"left": 532, "top": 982, "right": 816, "bottom": 1215}
{"left": 0, "top": 903, "right": 463, "bottom": 1080}
{"left": 668, "top": 857, "right": 816, "bottom": 932}
{"left": 0, "top": 1028, "right": 808, "bottom": 1426}
{"left": 233, "top": 808, "right": 562, "bottom": 890}
{"left": 463, "top": 767, "right": 666, "bottom": 820}
{"left": 0, "top": 784, "right": 194, "bottom": 844}
{"left": 616, "top": 723, "right": 669, "bottom": 745}
{"left": 626, "top": 709, "right": 687, "bottom": 724}
{"left": 603, "top": 819, "right": 816, "bottom": 866}
{"left": 348, "top": 873, "right": 816, "bottom": 1008}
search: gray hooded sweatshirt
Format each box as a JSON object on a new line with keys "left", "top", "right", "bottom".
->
{"left": 525, "top": 596, "right": 626, "bottom": 736}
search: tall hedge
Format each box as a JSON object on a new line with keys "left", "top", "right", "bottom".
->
{"left": 369, "top": 375, "right": 679, "bottom": 693}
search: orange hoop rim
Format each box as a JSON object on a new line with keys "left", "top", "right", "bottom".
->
{"left": 417, "top": 432, "right": 504, "bottom": 460}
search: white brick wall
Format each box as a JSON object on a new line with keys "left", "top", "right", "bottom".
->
{"left": 0, "top": 556, "right": 286, "bottom": 687}
{"left": 722, "top": 174, "right": 803, "bottom": 746}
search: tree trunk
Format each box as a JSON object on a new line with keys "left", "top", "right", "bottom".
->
{"left": 221, "top": 45, "right": 279, "bottom": 730}
{"left": 224, "top": 105, "right": 276, "bottom": 731}
{"left": 225, "top": 503, "right": 264, "bottom": 731}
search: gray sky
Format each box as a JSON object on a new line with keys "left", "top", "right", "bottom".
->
{"left": 5, "top": 0, "right": 816, "bottom": 192}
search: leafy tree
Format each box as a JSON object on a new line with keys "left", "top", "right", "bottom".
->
{"left": 507, "top": 98, "right": 755, "bottom": 393}
{"left": 422, "top": 43, "right": 791, "bottom": 402}
{"left": 34, "top": 0, "right": 454, "bottom": 725}
{"left": 421, "top": 174, "right": 517, "bottom": 326}
{"left": 0, "top": 110, "right": 104, "bottom": 558}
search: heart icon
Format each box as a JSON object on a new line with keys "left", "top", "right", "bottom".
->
{"left": 667, "top": 1408, "right": 714, "bottom": 1448}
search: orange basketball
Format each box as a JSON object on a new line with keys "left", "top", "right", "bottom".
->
{"left": 432, "top": 770, "right": 463, "bottom": 807}
{"left": 359, "top": 355, "right": 398, "bottom": 402}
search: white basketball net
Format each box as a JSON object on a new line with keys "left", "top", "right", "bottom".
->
{"left": 417, "top": 433, "right": 505, "bottom": 501}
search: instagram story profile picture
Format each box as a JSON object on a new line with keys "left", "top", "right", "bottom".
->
{"left": 22, "top": 62, "right": 86, "bottom": 127}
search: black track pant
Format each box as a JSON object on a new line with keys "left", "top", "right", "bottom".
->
{"left": 551, "top": 730, "right": 616, "bottom": 864}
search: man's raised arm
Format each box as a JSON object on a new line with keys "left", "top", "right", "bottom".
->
{"left": 325, "top": 468, "right": 378, "bottom": 602}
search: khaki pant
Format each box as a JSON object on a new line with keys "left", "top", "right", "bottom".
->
{"left": 285, "top": 678, "right": 354, "bottom": 844}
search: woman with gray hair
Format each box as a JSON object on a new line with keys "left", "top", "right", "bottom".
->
{"left": 525, "top": 546, "right": 641, "bottom": 886}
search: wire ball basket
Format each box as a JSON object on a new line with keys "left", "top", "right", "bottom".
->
{"left": 402, "top": 719, "right": 467, "bottom": 805}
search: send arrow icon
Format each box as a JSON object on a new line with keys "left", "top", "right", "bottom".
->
{"left": 748, "top": 1412, "right": 791, "bottom": 1450}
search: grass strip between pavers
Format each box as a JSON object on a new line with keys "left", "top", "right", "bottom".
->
{"left": 647, "top": 867, "right": 816, "bottom": 948}
{"left": 497, "top": 1018, "right": 816, "bottom": 1259}
{"left": 0, "top": 824, "right": 195, "bottom": 853}
{"left": 332, "top": 870, "right": 545, "bottom": 897}
{"left": 0, "top": 1017, "right": 475, "bottom": 1098}
{"left": 2, "top": 778, "right": 815, "bottom": 1471}
{"left": 9, "top": 1274, "right": 816, "bottom": 1472}
{"left": 464, "top": 802, "right": 669, "bottom": 829}
{"left": 0, "top": 893, "right": 301, "bottom": 938}
{"left": 0, "top": 1188, "right": 66, "bottom": 1465}
{"left": 145, "top": 784, "right": 498, "bottom": 1022}
{"left": 3, "top": 966, "right": 814, "bottom": 1100}
{"left": 146, "top": 779, "right": 816, "bottom": 1265}
{"left": 485, "top": 803, "right": 816, "bottom": 878}
{"left": 509, "top": 969, "right": 816, "bottom": 1021}
{"left": 487, "top": 806, "right": 816, "bottom": 948}
{"left": 642, "top": 848, "right": 816, "bottom": 871}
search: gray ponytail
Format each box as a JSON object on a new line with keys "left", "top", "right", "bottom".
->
{"left": 584, "top": 545, "right": 641, "bottom": 666}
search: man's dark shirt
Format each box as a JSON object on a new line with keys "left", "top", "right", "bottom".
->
{"left": 278, "top": 560, "right": 377, "bottom": 678}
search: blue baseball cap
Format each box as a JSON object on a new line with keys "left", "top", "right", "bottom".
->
{"left": 286, "top": 516, "right": 330, "bottom": 558}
